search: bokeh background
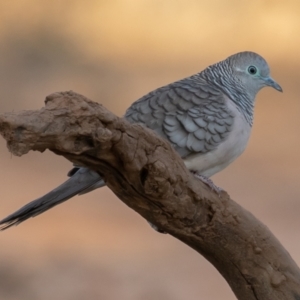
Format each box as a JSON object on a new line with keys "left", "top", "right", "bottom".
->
{"left": 0, "top": 1, "right": 299, "bottom": 299}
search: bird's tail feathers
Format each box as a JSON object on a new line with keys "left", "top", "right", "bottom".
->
{"left": 0, "top": 168, "right": 104, "bottom": 230}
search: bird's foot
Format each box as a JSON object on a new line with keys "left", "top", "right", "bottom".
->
{"left": 191, "top": 172, "right": 223, "bottom": 194}
{"left": 148, "top": 221, "right": 167, "bottom": 234}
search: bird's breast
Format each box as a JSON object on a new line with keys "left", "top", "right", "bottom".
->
{"left": 183, "top": 99, "right": 252, "bottom": 177}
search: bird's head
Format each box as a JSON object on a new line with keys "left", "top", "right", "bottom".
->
{"left": 227, "top": 51, "right": 282, "bottom": 96}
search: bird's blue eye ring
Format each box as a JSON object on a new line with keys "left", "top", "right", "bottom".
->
{"left": 248, "top": 66, "right": 257, "bottom": 75}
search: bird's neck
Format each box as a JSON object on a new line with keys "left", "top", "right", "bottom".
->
{"left": 229, "top": 93, "right": 254, "bottom": 127}
{"left": 201, "top": 63, "right": 255, "bottom": 126}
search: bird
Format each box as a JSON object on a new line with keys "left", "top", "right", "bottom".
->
{"left": 0, "top": 51, "right": 282, "bottom": 230}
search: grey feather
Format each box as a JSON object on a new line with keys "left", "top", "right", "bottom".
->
{"left": 125, "top": 82, "right": 234, "bottom": 157}
{"left": 0, "top": 168, "right": 104, "bottom": 230}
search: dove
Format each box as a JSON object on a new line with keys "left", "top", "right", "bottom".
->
{"left": 0, "top": 51, "right": 282, "bottom": 230}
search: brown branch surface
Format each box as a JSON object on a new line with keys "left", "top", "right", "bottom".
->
{"left": 0, "top": 91, "right": 299, "bottom": 300}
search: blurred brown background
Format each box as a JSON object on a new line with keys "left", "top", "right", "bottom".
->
{"left": 0, "top": 1, "right": 299, "bottom": 299}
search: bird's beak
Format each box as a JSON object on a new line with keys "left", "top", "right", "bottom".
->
{"left": 263, "top": 77, "right": 283, "bottom": 92}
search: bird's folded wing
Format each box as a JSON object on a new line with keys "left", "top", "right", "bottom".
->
{"left": 125, "top": 80, "right": 235, "bottom": 158}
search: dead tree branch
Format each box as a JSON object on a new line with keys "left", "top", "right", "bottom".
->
{"left": 0, "top": 91, "right": 299, "bottom": 300}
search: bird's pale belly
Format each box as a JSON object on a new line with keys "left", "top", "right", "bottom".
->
{"left": 184, "top": 103, "right": 252, "bottom": 178}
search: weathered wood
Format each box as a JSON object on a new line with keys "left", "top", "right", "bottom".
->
{"left": 0, "top": 91, "right": 299, "bottom": 300}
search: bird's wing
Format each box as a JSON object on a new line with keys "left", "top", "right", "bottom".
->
{"left": 0, "top": 168, "right": 104, "bottom": 230}
{"left": 125, "top": 80, "right": 235, "bottom": 158}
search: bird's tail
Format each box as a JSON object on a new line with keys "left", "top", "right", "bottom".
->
{"left": 0, "top": 167, "right": 105, "bottom": 230}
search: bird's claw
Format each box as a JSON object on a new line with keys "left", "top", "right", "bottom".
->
{"left": 191, "top": 172, "right": 223, "bottom": 195}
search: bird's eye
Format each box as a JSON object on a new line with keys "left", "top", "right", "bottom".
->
{"left": 248, "top": 66, "right": 257, "bottom": 75}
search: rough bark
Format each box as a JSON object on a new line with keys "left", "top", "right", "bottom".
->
{"left": 0, "top": 90, "right": 299, "bottom": 300}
